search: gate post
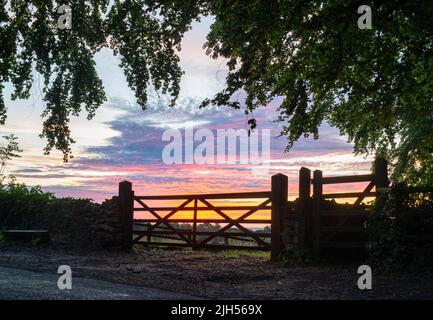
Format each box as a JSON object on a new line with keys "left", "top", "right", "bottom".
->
{"left": 374, "top": 157, "right": 389, "bottom": 191}
{"left": 298, "top": 167, "right": 311, "bottom": 251}
{"left": 119, "top": 180, "right": 134, "bottom": 249}
{"left": 374, "top": 157, "right": 389, "bottom": 207}
{"left": 312, "top": 170, "right": 323, "bottom": 253}
{"left": 271, "top": 173, "right": 288, "bottom": 261}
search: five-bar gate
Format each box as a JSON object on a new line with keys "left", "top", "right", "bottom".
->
{"left": 118, "top": 174, "right": 289, "bottom": 260}
{"left": 133, "top": 191, "right": 272, "bottom": 250}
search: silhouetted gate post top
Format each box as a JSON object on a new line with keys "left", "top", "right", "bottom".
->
{"left": 298, "top": 167, "right": 311, "bottom": 251}
{"left": 271, "top": 173, "right": 288, "bottom": 261}
{"left": 119, "top": 180, "right": 134, "bottom": 249}
{"left": 374, "top": 157, "right": 389, "bottom": 191}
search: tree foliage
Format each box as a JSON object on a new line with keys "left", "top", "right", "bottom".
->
{"left": 0, "top": 134, "right": 22, "bottom": 178}
{"left": 0, "top": 1, "right": 432, "bottom": 184}
{"left": 0, "top": 0, "right": 202, "bottom": 160}
{"left": 199, "top": 0, "right": 433, "bottom": 185}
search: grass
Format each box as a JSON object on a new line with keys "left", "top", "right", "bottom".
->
{"left": 279, "top": 249, "right": 317, "bottom": 267}
{"left": 136, "top": 245, "right": 271, "bottom": 259}
{"left": 31, "top": 237, "right": 42, "bottom": 248}
{"left": 216, "top": 249, "right": 270, "bottom": 259}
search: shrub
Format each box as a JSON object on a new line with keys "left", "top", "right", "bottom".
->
{"left": 0, "top": 180, "right": 55, "bottom": 229}
{"left": 367, "top": 184, "right": 433, "bottom": 273}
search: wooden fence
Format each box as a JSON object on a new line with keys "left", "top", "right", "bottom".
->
{"left": 313, "top": 157, "right": 387, "bottom": 252}
{"left": 292, "top": 158, "right": 389, "bottom": 253}
{"left": 117, "top": 157, "right": 432, "bottom": 259}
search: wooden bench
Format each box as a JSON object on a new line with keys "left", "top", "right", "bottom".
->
{"left": 2, "top": 230, "right": 50, "bottom": 243}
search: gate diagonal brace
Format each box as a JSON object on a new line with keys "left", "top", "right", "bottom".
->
{"left": 195, "top": 198, "right": 271, "bottom": 248}
{"left": 135, "top": 198, "right": 193, "bottom": 244}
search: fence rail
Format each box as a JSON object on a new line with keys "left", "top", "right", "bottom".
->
{"left": 134, "top": 219, "right": 271, "bottom": 223}
{"left": 135, "top": 191, "right": 272, "bottom": 200}
{"left": 321, "top": 174, "right": 374, "bottom": 184}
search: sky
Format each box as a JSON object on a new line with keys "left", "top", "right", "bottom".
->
{"left": 1, "top": 17, "right": 373, "bottom": 208}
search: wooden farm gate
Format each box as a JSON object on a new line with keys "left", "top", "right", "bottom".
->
{"left": 292, "top": 158, "right": 389, "bottom": 253}
{"left": 118, "top": 174, "right": 289, "bottom": 260}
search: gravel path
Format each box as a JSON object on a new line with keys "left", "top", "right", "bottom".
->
{"left": 0, "top": 266, "right": 198, "bottom": 300}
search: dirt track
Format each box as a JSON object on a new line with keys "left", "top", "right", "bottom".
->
{"left": 0, "top": 244, "right": 432, "bottom": 299}
{"left": 0, "top": 265, "right": 197, "bottom": 300}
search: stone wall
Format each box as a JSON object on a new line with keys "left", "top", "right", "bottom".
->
{"left": 41, "top": 196, "right": 125, "bottom": 248}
